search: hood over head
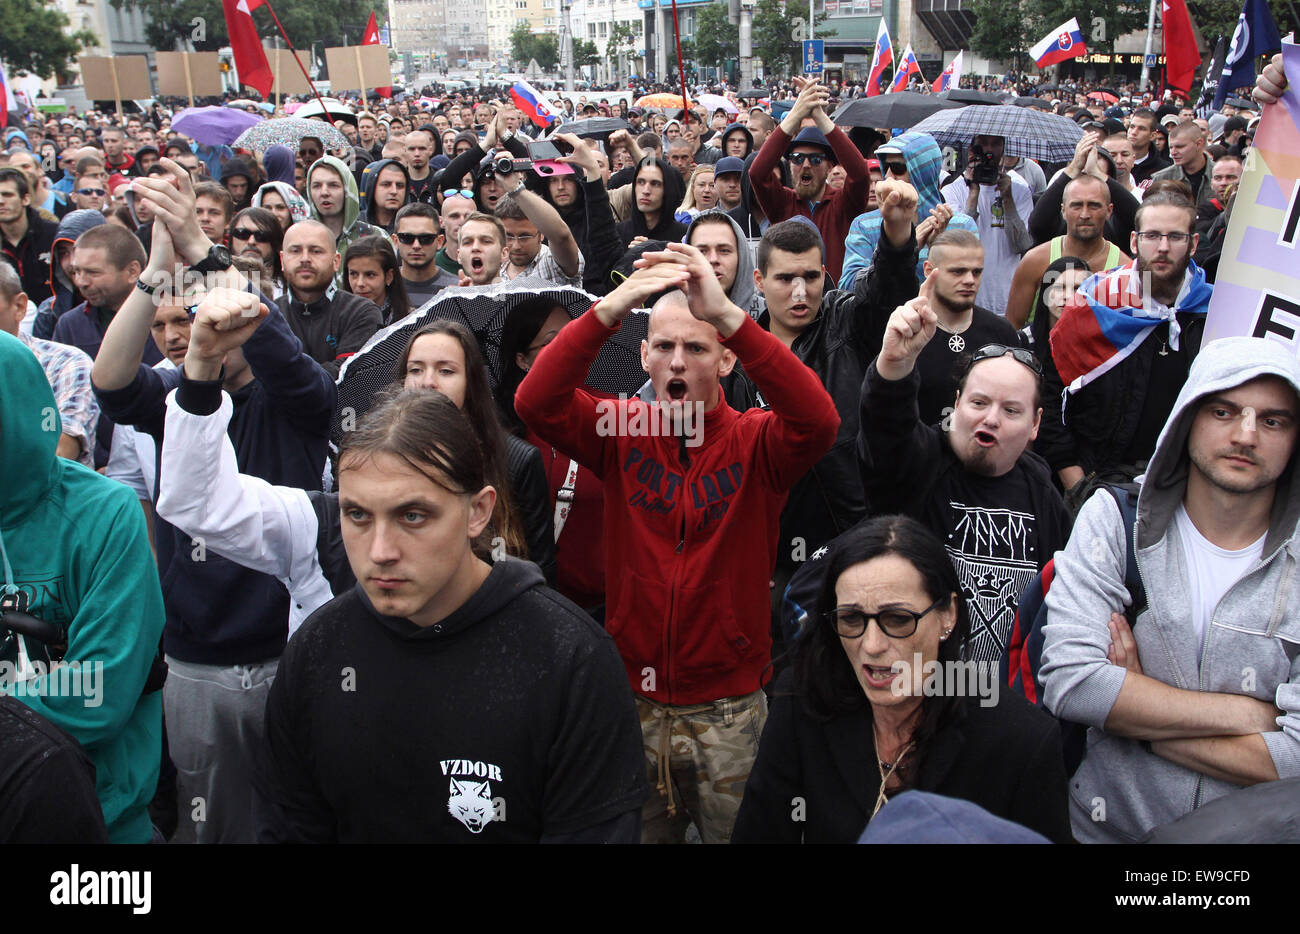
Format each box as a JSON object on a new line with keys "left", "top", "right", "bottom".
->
{"left": 685, "top": 209, "right": 758, "bottom": 312}
{"left": 1140, "top": 335, "right": 1300, "bottom": 555}
{"left": 358, "top": 157, "right": 410, "bottom": 223}
{"left": 262, "top": 144, "right": 297, "bottom": 185}
{"left": 875, "top": 130, "right": 946, "bottom": 215}
{"left": 307, "top": 154, "right": 361, "bottom": 232}
{"left": 720, "top": 122, "right": 754, "bottom": 156}
{"left": 220, "top": 156, "right": 254, "bottom": 183}
{"left": 0, "top": 332, "right": 61, "bottom": 525}
{"left": 49, "top": 209, "right": 107, "bottom": 295}
{"left": 252, "top": 181, "right": 312, "bottom": 225}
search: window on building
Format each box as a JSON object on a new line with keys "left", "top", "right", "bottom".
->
{"left": 589, "top": 22, "right": 596, "bottom": 36}
{"left": 599, "top": 20, "right": 606, "bottom": 35}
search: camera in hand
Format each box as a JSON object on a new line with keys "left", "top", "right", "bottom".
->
{"left": 969, "top": 142, "right": 1001, "bottom": 186}
{"left": 492, "top": 154, "right": 533, "bottom": 175}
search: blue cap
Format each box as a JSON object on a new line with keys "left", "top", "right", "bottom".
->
{"left": 785, "top": 126, "right": 835, "bottom": 163}
{"left": 714, "top": 156, "right": 746, "bottom": 176}
{"left": 858, "top": 791, "right": 1051, "bottom": 844}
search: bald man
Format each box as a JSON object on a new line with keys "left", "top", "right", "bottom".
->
{"left": 276, "top": 219, "right": 381, "bottom": 378}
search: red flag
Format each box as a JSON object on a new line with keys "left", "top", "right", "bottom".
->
{"left": 222, "top": 0, "right": 273, "bottom": 98}
{"left": 1162, "top": 0, "right": 1198, "bottom": 97}
{"left": 362, "top": 11, "right": 392, "bottom": 99}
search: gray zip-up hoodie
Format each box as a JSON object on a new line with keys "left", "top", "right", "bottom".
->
{"left": 1041, "top": 335, "right": 1300, "bottom": 843}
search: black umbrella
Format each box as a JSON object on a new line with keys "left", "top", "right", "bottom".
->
{"left": 1227, "top": 96, "right": 1260, "bottom": 111}
{"left": 1014, "top": 96, "right": 1054, "bottom": 111}
{"left": 936, "top": 88, "right": 1004, "bottom": 105}
{"left": 561, "top": 116, "right": 632, "bottom": 140}
{"left": 832, "top": 91, "right": 962, "bottom": 129}
{"left": 1034, "top": 84, "right": 1060, "bottom": 94}
{"left": 738, "top": 88, "right": 768, "bottom": 99}
{"left": 332, "top": 280, "right": 648, "bottom": 445}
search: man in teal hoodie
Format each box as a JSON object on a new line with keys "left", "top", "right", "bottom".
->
{"left": 0, "top": 332, "right": 164, "bottom": 843}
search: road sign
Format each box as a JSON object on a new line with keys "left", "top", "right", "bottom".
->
{"left": 803, "top": 39, "right": 824, "bottom": 75}
{"left": 1144, "top": 52, "right": 1158, "bottom": 67}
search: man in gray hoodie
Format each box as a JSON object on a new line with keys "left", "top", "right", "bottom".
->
{"left": 1042, "top": 336, "right": 1300, "bottom": 843}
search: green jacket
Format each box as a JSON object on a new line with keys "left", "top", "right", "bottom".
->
{"left": 0, "top": 332, "right": 165, "bottom": 843}
{"left": 307, "top": 154, "right": 390, "bottom": 289}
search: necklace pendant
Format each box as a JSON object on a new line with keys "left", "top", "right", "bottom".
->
{"left": 948, "top": 333, "right": 966, "bottom": 353}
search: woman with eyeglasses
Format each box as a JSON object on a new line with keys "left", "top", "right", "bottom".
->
{"left": 674, "top": 165, "right": 717, "bottom": 222}
{"left": 343, "top": 236, "right": 410, "bottom": 326}
{"left": 495, "top": 297, "right": 605, "bottom": 618}
{"left": 732, "top": 515, "right": 1072, "bottom": 843}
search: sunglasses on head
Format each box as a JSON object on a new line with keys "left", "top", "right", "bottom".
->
{"left": 787, "top": 152, "right": 828, "bottom": 166}
{"left": 396, "top": 232, "right": 438, "bottom": 245}
{"left": 970, "top": 343, "right": 1043, "bottom": 377}
{"left": 442, "top": 189, "right": 474, "bottom": 200}
{"left": 230, "top": 227, "right": 273, "bottom": 243}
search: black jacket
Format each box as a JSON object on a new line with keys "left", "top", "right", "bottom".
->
{"left": 1130, "top": 148, "right": 1172, "bottom": 186}
{"left": 277, "top": 287, "right": 382, "bottom": 380}
{"left": 1, "top": 207, "right": 59, "bottom": 305}
{"left": 755, "top": 230, "right": 922, "bottom": 574}
{"left": 1040, "top": 315, "right": 1205, "bottom": 477}
{"left": 732, "top": 673, "right": 1073, "bottom": 843}
{"left": 260, "top": 558, "right": 647, "bottom": 842}
{"left": 95, "top": 302, "right": 335, "bottom": 665}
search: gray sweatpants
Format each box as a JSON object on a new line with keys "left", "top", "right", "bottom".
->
{"left": 163, "top": 655, "right": 279, "bottom": 844}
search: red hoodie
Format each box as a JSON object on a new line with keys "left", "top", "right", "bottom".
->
{"left": 516, "top": 308, "right": 839, "bottom": 705}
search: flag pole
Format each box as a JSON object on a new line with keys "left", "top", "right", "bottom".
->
{"left": 669, "top": 0, "right": 689, "bottom": 117}
{"left": 1139, "top": 0, "right": 1158, "bottom": 92}
{"left": 258, "top": 0, "right": 332, "bottom": 113}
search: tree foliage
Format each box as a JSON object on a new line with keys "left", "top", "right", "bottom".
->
{"left": 511, "top": 24, "right": 560, "bottom": 71}
{"left": 693, "top": 0, "right": 739, "bottom": 67}
{"left": 969, "top": 0, "right": 1034, "bottom": 70}
{"left": 752, "top": 0, "right": 833, "bottom": 78}
{"left": 573, "top": 38, "right": 601, "bottom": 68}
{"left": 1188, "top": 0, "right": 1297, "bottom": 47}
{"left": 111, "top": 0, "right": 386, "bottom": 54}
{"left": 0, "top": 0, "right": 96, "bottom": 81}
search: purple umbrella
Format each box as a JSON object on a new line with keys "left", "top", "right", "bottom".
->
{"left": 171, "top": 106, "right": 264, "bottom": 147}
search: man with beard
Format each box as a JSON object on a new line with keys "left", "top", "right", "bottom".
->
{"left": 1006, "top": 174, "right": 1129, "bottom": 328}
{"left": 1044, "top": 188, "right": 1212, "bottom": 498}
{"left": 392, "top": 203, "right": 457, "bottom": 308}
{"left": 277, "top": 220, "right": 382, "bottom": 378}
{"left": 748, "top": 77, "right": 870, "bottom": 284}
{"left": 1042, "top": 336, "right": 1300, "bottom": 843}
{"left": 858, "top": 292, "right": 1071, "bottom": 665}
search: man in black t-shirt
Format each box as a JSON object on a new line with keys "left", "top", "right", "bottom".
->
{"left": 859, "top": 291, "right": 1071, "bottom": 664}
{"left": 903, "top": 230, "right": 1023, "bottom": 427}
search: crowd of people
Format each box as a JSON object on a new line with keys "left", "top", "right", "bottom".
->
{"left": 1, "top": 56, "right": 1297, "bottom": 846}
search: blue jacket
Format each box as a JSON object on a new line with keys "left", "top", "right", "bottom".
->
{"left": 839, "top": 131, "right": 979, "bottom": 290}
{"left": 94, "top": 297, "right": 335, "bottom": 666}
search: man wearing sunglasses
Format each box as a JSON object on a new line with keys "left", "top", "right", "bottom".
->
{"left": 860, "top": 290, "right": 1072, "bottom": 665}
{"left": 748, "top": 76, "right": 870, "bottom": 284}
{"left": 70, "top": 175, "right": 108, "bottom": 212}
{"left": 393, "top": 203, "right": 457, "bottom": 307}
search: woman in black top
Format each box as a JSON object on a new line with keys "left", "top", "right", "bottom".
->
{"left": 732, "top": 516, "right": 1072, "bottom": 843}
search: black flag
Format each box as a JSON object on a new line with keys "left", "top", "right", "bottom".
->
{"left": 1196, "top": 36, "right": 1226, "bottom": 118}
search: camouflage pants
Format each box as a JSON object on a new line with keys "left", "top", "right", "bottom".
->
{"left": 636, "top": 691, "right": 767, "bottom": 844}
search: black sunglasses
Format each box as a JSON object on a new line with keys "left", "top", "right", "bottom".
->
{"left": 788, "top": 152, "right": 828, "bottom": 166}
{"left": 883, "top": 161, "right": 908, "bottom": 176}
{"left": 230, "top": 227, "right": 273, "bottom": 243}
{"left": 826, "top": 596, "right": 948, "bottom": 639}
{"left": 396, "top": 232, "right": 438, "bottom": 245}
{"left": 76, "top": 187, "right": 106, "bottom": 197}
{"left": 970, "top": 343, "right": 1043, "bottom": 377}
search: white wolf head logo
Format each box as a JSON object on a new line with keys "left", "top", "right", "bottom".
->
{"left": 448, "top": 778, "right": 494, "bottom": 833}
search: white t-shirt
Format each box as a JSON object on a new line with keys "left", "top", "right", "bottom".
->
{"left": 1173, "top": 504, "right": 1265, "bottom": 664}
{"left": 941, "top": 172, "right": 1034, "bottom": 317}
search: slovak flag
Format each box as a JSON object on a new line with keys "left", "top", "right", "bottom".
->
{"left": 510, "top": 80, "right": 560, "bottom": 128}
{"left": 0, "top": 60, "right": 15, "bottom": 130}
{"left": 1030, "top": 17, "right": 1088, "bottom": 69}
{"left": 362, "top": 11, "right": 392, "bottom": 98}
{"left": 931, "top": 50, "right": 963, "bottom": 93}
{"left": 866, "top": 20, "right": 894, "bottom": 97}
{"left": 888, "top": 44, "right": 921, "bottom": 93}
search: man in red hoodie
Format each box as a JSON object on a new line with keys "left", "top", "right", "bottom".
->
{"left": 516, "top": 242, "right": 839, "bottom": 843}
{"left": 748, "top": 76, "right": 871, "bottom": 285}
